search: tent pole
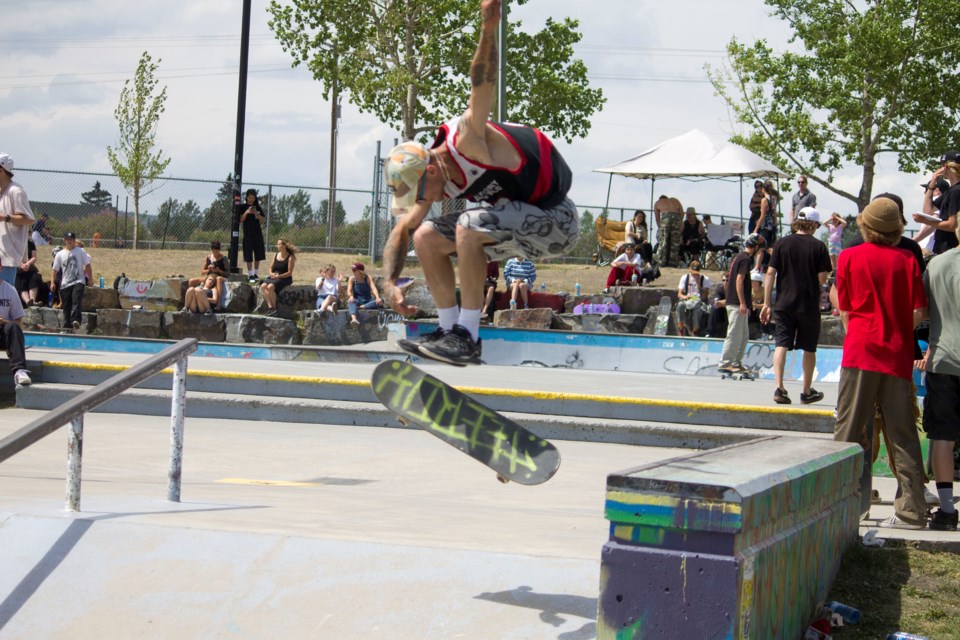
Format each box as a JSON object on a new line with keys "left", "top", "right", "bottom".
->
{"left": 603, "top": 173, "right": 613, "bottom": 217}
{"left": 739, "top": 175, "right": 744, "bottom": 238}
{"left": 649, "top": 177, "right": 656, "bottom": 240}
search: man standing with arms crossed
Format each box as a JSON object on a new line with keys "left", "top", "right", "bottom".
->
{"left": 0, "top": 153, "right": 36, "bottom": 287}
{"left": 761, "top": 207, "right": 832, "bottom": 404}
{"left": 653, "top": 194, "right": 684, "bottom": 267}
{"left": 379, "top": 0, "right": 579, "bottom": 366}
{"left": 790, "top": 175, "right": 817, "bottom": 224}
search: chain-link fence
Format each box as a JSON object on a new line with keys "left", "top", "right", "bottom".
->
{"left": 18, "top": 167, "right": 379, "bottom": 257}
{"left": 17, "top": 165, "right": 764, "bottom": 267}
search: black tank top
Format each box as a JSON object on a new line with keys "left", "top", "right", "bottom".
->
{"left": 271, "top": 253, "right": 289, "bottom": 276}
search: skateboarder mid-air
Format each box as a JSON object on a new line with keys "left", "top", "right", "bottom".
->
{"left": 380, "top": 0, "right": 580, "bottom": 366}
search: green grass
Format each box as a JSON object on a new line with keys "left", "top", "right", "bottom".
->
{"left": 828, "top": 540, "right": 960, "bottom": 639}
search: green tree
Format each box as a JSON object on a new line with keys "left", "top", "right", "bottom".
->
{"left": 107, "top": 51, "right": 171, "bottom": 248}
{"left": 81, "top": 181, "right": 113, "bottom": 209}
{"left": 579, "top": 209, "right": 595, "bottom": 238}
{"left": 317, "top": 198, "right": 347, "bottom": 229}
{"left": 267, "top": 0, "right": 605, "bottom": 142}
{"left": 273, "top": 189, "right": 313, "bottom": 235}
{"left": 202, "top": 175, "right": 234, "bottom": 232}
{"left": 708, "top": 0, "right": 960, "bottom": 210}
{"left": 150, "top": 198, "right": 202, "bottom": 244}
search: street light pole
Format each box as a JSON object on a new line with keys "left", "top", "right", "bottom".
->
{"left": 228, "top": 0, "right": 252, "bottom": 274}
{"left": 497, "top": 1, "right": 508, "bottom": 122}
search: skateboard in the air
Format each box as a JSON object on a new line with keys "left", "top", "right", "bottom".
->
{"left": 370, "top": 360, "right": 560, "bottom": 485}
{"left": 653, "top": 295, "right": 672, "bottom": 336}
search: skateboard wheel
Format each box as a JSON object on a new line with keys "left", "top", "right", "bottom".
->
{"left": 496, "top": 474, "right": 510, "bottom": 484}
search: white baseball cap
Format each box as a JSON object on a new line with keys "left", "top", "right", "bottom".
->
{"left": 797, "top": 206, "right": 821, "bottom": 224}
{"left": 383, "top": 141, "right": 430, "bottom": 216}
{"left": 0, "top": 152, "right": 13, "bottom": 176}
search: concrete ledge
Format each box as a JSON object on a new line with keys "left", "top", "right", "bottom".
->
{"left": 597, "top": 436, "right": 862, "bottom": 640}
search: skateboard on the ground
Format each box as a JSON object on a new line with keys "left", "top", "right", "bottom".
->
{"left": 719, "top": 368, "right": 754, "bottom": 381}
{"left": 653, "top": 295, "right": 671, "bottom": 336}
{"left": 370, "top": 360, "right": 560, "bottom": 485}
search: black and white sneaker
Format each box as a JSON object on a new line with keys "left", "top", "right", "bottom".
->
{"left": 418, "top": 324, "right": 483, "bottom": 366}
{"left": 800, "top": 388, "right": 824, "bottom": 404}
{"left": 397, "top": 326, "right": 446, "bottom": 357}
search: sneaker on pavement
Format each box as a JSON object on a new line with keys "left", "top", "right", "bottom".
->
{"left": 774, "top": 387, "right": 792, "bottom": 404}
{"left": 418, "top": 324, "right": 482, "bottom": 366}
{"left": 878, "top": 514, "right": 927, "bottom": 530}
{"left": 929, "top": 508, "right": 959, "bottom": 531}
{"left": 800, "top": 388, "right": 824, "bottom": 404}
{"left": 397, "top": 327, "right": 446, "bottom": 357}
{"left": 13, "top": 369, "right": 31, "bottom": 387}
{"left": 717, "top": 363, "right": 735, "bottom": 374}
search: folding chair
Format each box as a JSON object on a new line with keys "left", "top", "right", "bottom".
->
{"left": 594, "top": 217, "right": 627, "bottom": 267}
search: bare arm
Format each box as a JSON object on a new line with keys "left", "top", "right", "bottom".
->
{"left": 381, "top": 201, "right": 432, "bottom": 315}
{"left": 760, "top": 267, "right": 776, "bottom": 323}
{"left": 913, "top": 306, "right": 928, "bottom": 329}
{"left": 736, "top": 274, "right": 747, "bottom": 313}
{"left": 460, "top": 0, "right": 501, "bottom": 141}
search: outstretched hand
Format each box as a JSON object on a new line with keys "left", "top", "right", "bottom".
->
{"left": 382, "top": 281, "right": 419, "bottom": 317}
{"left": 481, "top": 0, "right": 501, "bottom": 25}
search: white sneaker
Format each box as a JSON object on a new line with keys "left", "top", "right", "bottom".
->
{"left": 878, "top": 515, "right": 926, "bottom": 530}
{"left": 14, "top": 370, "right": 31, "bottom": 387}
{"left": 924, "top": 486, "right": 940, "bottom": 506}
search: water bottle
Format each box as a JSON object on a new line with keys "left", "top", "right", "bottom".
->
{"left": 509, "top": 299, "right": 516, "bottom": 310}
{"left": 99, "top": 276, "right": 105, "bottom": 288}
{"left": 540, "top": 282, "right": 546, "bottom": 292}
{"left": 825, "top": 601, "right": 860, "bottom": 625}
{"left": 48, "top": 291, "right": 53, "bottom": 306}
{"left": 575, "top": 282, "right": 581, "bottom": 297}
{"left": 631, "top": 273, "right": 638, "bottom": 285}
{"left": 886, "top": 634, "right": 929, "bottom": 640}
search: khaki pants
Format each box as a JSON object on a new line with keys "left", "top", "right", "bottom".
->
{"left": 720, "top": 305, "right": 749, "bottom": 367}
{"left": 835, "top": 367, "right": 928, "bottom": 524}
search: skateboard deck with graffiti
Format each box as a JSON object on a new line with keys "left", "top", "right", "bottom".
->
{"left": 371, "top": 360, "right": 560, "bottom": 485}
{"left": 719, "top": 368, "right": 754, "bottom": 381}
{"left": 653, "top": 295, "right": 672, "bottom": 336}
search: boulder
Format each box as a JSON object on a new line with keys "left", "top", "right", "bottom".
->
{"left": 819, "top": 314, "right": 846, "bottom": 346}
{"left": 21, "top": 307, "right": 65, "bottom": 331}
{"left": 117, "top": 277, "right": 186, "bottom": 311}
{"left": 553, "top": 313, "right": 648, "bottom": 334}
{"left": 76, "top": 312, "right": 98, "bottom": 334}
{"left": 97, "top": 308, "right": 164, "bottom": 339}
{"left": 493, "top": 307, "right": 554, "bottom": 329}
{"left": 492, "top": 291, "right": 566, "bottom": 313}
{"left": 223, "top": 314, "right": 302, "bottom": 345}
{"left": 162, "top": 312, "right": 227, "bottom": 342}
{"left": 253, "top": 284, "right": 315, "bottom": 320}
{"left": 387, "top": 277, "right": 436, "bottom": 318}
{"left": 643, "top": 303, "right": 678, "bottom": 336}
{"left": 301, "top": 308, "right": 398, "bottom": 345}
{"left": 82, "top": 287, "right": 120, "bottom": 311}
{"left": 221, "top": 281, "right": 256, "bottom": 314}
{"left": 619, "top": 287, "right": 678, "bottom": 315}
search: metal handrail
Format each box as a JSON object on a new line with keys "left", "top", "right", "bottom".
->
{"left": 0, "top": 338, "right": 198, "bottom": 510}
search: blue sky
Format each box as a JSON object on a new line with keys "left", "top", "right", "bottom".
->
{"left": 1, "top": 0, "right": 931, "bottom": 229}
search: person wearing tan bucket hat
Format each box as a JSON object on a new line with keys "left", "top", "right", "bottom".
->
{"left": 834, "top": 196, "right": 931, "bottom": 531}
{"left": 379, "top": 0, "right": 579, "bottom": 366}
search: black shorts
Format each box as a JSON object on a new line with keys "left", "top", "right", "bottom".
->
{"left": 922, "top": 371, "right": 960, "bottom": 441}
{"left": 263, "top": 276, "right": 292, "bottom": 294}
{"left": 242, "top": 232, "right": 266, "bottom": 263}
{"left": 773, "top": 310, "right": 820, "bottom": 352}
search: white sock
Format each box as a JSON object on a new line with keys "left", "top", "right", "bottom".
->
{"left": 458, "top": 308, "right": 482, "bottom": 342}
{"left": 437, "top": 306, "right": 459, "bottom": 331}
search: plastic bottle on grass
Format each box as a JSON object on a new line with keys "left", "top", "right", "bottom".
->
{"left": 509, "top": 299, "right": 516, "bottom": 310}
{"left": 825, "top": 601, "right": 860, "bottom": 625}
{"left": 574, "top": 282, "right": 581, "bottom": 297}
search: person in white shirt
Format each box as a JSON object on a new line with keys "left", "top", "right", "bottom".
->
{"left": 0, "top": 255, "right": 31, "bottom": 387}
{"left": 675, "top": 260, "right": 712, "bottom": 336}
{"left": 51, "top": 232, "right": 92, "bottom": 331}
{"left": 315, "top": 264, "right": 342, "bottom": 315}
{"left": 0, "top": 152, "right": 36, "bottom": 287}
{"left": 605, "top": 243, "right": 644, "bottom": 289}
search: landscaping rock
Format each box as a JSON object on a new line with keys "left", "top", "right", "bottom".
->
{"left": 301, "top": 308, "right": 396, "bottom": 345}
{"left": 619, "top": 287, "right": 678, "bottom": 315}
{"left": 819, "top": 314, "right": 846, "bottom": 346}
{"left": 97, "top": 308, "right": 164, "bottom": 339}
{"left": 493, "top": 307, "right": 554, "bottom": 329}
{"left": 223, "top": 314, "right": 302, "bottom": 345}
{"left": 82, "top": 287, "right": 120, "bottom": 311}
{"left": 643, "top": 304, "right": 678, "bottom": 336}
{"left": 388, "top": 277, "right": 436, "bottom": 318}
{"left": 162, "top": 311, "right": 227, "bottom": 342}
{"left": 117, "top": 277, "right": 186, "bottom": 311}
{"left": 21, "top": 307, "right": 64, "bottom": 331}
{"left": 221, "top": 281, "right": 256, "bottom": 314}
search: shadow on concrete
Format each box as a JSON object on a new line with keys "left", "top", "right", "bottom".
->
{"left": 0, "top": 504, "right": 266, "bottom": 631}
{"left": 475, "top": 585, "right": 597, "bottom": 640}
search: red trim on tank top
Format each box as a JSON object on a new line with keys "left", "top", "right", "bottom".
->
{"left": 528, "top": 129, "right": 553, "bottom": 204}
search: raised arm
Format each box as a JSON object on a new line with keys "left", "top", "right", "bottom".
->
{"left": 460, "top": 0, "right": 501, "bottom": 142}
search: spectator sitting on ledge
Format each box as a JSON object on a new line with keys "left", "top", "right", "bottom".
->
{"left": 504, "top": 255, "right": 536, "bottom": 309}
{"left": 188, "top": 240, "right": 227, "bottom": 306}
{"left": 183, "top": 274, "right": 221, "bottom": 315}
{"left": 606, "top": 242, "right": 642, "bottom": 288}
{"left": 0, "top": 256, "right": 31, "bottom": 387}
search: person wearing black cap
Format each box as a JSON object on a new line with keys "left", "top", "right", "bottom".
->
{"left": 913, "top": 151, "right": 960, "bottom": 255}
{"left": 51, "top": 232, "right": 91, "bottom": 331}
{"left": 718, "top": 234, "right": 764, "bottom": 375}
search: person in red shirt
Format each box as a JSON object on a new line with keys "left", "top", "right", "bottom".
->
{"left": 834, "top": 197, "right": 929, "bottom": 530}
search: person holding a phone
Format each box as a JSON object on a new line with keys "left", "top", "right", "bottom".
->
{"left": 241, "top": 188, "right": 266, "bottom": 283}
{"left": 913, "top": 152, "right": 960, "bottom": 255}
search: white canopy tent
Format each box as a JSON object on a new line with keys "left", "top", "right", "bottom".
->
{"left": 594, "top": 129, "right": 789, "bottom": 233}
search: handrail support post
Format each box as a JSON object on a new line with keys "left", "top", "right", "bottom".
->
{"left": 65, "top": 416, "right": 84, "bottom": 512}
{"left": 166, "top": 354, "right": 188, "bottom": 502}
